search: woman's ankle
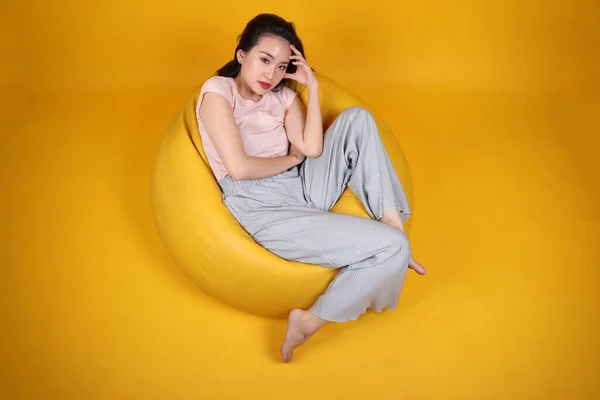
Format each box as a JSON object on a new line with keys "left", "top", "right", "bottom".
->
{"left": 298, "top": 309, "right": 327, "bottom": 332}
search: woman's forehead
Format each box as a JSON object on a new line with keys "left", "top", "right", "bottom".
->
{"left": 254, "top": 36, "right": 291, "bottom": 58}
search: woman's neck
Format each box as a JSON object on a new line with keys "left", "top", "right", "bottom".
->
{"left": 233, "top": 76, "right": 263, "bottom": 103}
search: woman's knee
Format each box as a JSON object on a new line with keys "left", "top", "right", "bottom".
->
{"left": 338, "top": 106, "right": 378, "bottom": 141}
{"left": 388, "top": 229, "right": 411, "bottom": 268}
{"left": 340, "top": 106, "right": 374, "bottom": 121}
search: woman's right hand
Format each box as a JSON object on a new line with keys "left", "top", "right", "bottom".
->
{"left": 289, "top": 142, "right": 306, "bottom": 165}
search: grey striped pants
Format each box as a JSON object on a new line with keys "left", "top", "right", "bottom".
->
{"left": 218, "top": 106, "right": 413, "bottom": 322}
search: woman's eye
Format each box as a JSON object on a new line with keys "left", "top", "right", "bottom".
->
{"left": 279, "top": 65, "right": 287, "bottom": 70}
{"left": 261, "top": 58, "right": 269, "bottom": 63}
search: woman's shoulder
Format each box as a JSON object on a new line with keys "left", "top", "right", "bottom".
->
{"left": 274, "top": 85, "right": 298, "bottom": 111}
{"left": 199, "top": 76, "right": 235, "bottom": 107}
{"left": 201, "top": 75, "right": 235, "bottom": 92}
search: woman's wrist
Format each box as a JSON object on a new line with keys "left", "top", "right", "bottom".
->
{"left": 288, "top": 154, "right": 303, "bottom": 167}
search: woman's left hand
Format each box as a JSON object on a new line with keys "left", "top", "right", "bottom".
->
{"left": 285, "top": 44, "right": 318, "bottom": 88}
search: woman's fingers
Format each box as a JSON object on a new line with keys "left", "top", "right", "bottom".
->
{"left": 291, "top": 60, "right": 308, "bottom": 67}
{"left": 290, "top": 57, "right": 308, "bottom": 66}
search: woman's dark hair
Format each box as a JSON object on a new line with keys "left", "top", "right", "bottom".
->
{"left": 216, "top": 13, "right": 306, "bottom": 92}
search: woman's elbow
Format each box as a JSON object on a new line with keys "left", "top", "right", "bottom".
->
{"left": 226, "top": 159, "right": 248, "bottom": 181}
{"left": 229, "top": 169, "right": 246, "bottom": 181}
{"left": 305, "top": 146, "right": 323, "bottom": 159}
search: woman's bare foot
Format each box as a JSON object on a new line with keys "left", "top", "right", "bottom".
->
{"left": 281, "top": 309, "right": 327, "bottom": 363}
{"left": 380, "top": 209, "right": 427, "bottom": 275}
{"left": 409, "top": 255, "right": 427, "bottom": 275}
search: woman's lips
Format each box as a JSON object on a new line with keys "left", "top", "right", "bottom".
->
{"left": 259, "top": 81, "right": 271, "bottom": 89}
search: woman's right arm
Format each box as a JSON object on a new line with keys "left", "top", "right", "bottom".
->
{"left": 199, "top": 92, "right": 303, "bottom": 181}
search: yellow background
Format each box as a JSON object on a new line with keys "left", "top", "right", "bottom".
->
{"left": 1, "top": 0, "right": 599, "bottom": 398}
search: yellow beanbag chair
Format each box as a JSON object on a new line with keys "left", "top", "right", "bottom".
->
{"left": 151, "top": 73, "right": 414, "bottom": 318}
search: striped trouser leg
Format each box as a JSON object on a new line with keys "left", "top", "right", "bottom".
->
{"left": 300, "top": 105, "right": 413, "bottom": 223}
{"left": 252, "top": 210, "right": 411, "bottom": 322}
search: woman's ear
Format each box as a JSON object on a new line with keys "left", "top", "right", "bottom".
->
{"left": 237, "top": 49, "right": 245, "bottom": 64}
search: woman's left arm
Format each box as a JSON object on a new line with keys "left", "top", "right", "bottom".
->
{"left": 283, "top": 44, "right": 323, "bottom": 158}
{"left": 284, "top": 85, "right": 323, "bottom": 158}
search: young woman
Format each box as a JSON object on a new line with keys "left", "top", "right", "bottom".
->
{"left": 197, "top": 13, "right": 427, "bottom": 363}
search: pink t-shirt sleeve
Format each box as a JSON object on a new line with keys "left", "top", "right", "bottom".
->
{"left": 280, "top": 86, "right": 298, "bottom": 111}
{"left": 198, "top": 77, "right": 234, "bottom": 111}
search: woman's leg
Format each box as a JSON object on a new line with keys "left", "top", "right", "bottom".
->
{"left": 300, "top": 106, "right": 426, "bottom": 274}
{"left": 250, "top": 210, "right": 411, "bottom": 362}
{"left": 301, "top": 106, "right": 412, "bottom": 223}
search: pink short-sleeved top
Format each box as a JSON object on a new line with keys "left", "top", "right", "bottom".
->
{"left": 195, "top": 76, "right": 298, "bottom": 181}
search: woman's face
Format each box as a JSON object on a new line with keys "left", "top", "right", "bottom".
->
{"left": 237, "top": 34, "right": 292, "bottom": 95}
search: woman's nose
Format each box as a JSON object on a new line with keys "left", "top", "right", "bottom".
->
{"left": 264, "top": 66, "right": 276, "bottom": 79}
